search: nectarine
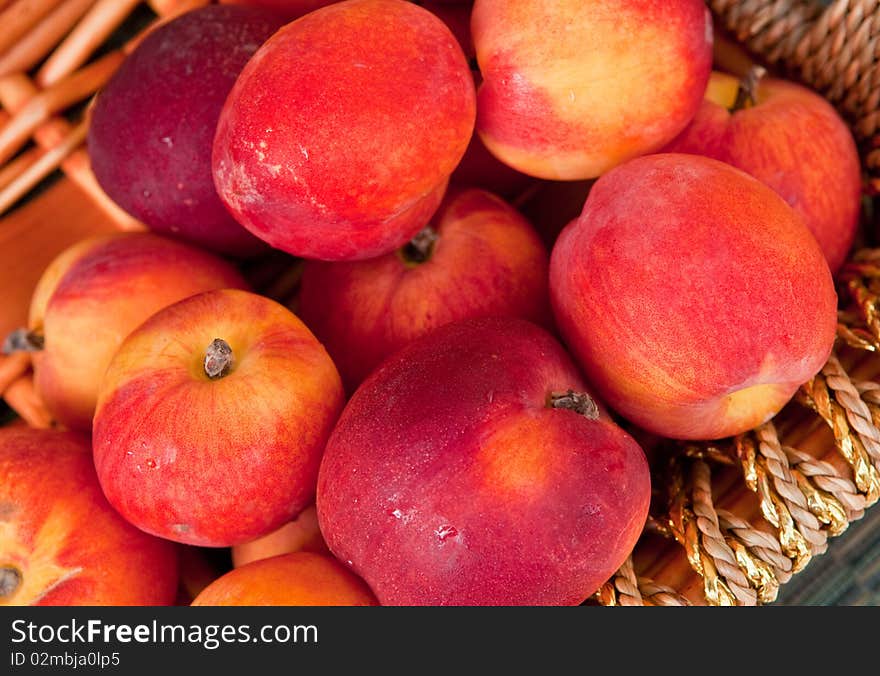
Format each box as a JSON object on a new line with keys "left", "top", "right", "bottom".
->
{"left": 93, "top": 289, "right": 344, "bottom": 547}
{"left": 317, "top": 318, "right": 650, "bottom": 605}
{"left": 89, "top": 5, "right": 285, "bottom": 256}
{"left": 213, "top": 0, "right": 476, "bottom": 260}
{"left": 665, "top": 69, "right": 862, "bottom": 273}
{"left": 472, "top": 0, "right": 712, "bottom": 179}
{"left": 219, "top": 0, "right": 340, "bottom": 19}
{"left": 550, "top": 153, "right": 838, "bottom": 440}
{"left": 192, "top": 552, "right": 377, "bottom": 606}
{"left": 232, "top": 505, "right": 329, "bottom": 568}
{"left": 0, "top": 427, "right": 178, "bottom": 606}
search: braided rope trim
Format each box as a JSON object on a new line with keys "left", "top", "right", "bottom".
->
{"left": 597, "top": 556, "right": 691, "bottom": 607}
{"left": 598, "top": 411, "right": 871, "bottom": 606}
{"left": 798, "top": 358, "right": 880, "bottom": 503}
{"left": 739, "top": 425, "right": 829, "bottom": 569}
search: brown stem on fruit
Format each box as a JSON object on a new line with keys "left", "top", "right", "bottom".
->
{"left": 399, "top": 226, "right": 439, "bottom": 265}
{"left": 0, "top": 565, "right": 22, "bottom": 599}
{"left": 730, "top": 65, "right": 767, "bottom": 112}
{"left": 2, "top": 328, "right": 44, "bottom": 354}
{"left": 204, "top": 338, "right": 233, "bottom": 380}
{"left": 549, "top": 390, "right": 600, "bottom": 421}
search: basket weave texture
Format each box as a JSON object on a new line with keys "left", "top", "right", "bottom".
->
{"left": 1, "top": 0, "right": 880, "bottom": 606}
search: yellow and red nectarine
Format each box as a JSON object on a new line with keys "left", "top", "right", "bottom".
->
{"left": 93, "top": 289, "right": 344, "bottom": 547}
{"left": 192, "top": 552, "right": 377, "bottom": 606}
{"left": 0, "top": 427, "right": 178, "bottom": 606}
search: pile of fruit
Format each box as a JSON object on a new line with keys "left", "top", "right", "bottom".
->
{"left": 0, "top": 0, "right": 865, "bottom": 606}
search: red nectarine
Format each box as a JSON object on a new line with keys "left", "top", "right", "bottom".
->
{"left": 0, "top": 427, "right": 178, "bottom": 606}
{"left": 550, "top": 153, "right": 838, "bottom": 440}
{"left": 213, "top": 0, "right": 476, "bottom": 261}
{"left": 317, "top": 318, "right": 650, "bottom": 605}
{"left": 298, "top": 188, "right": 550, "bottom": 390}
{"left": 93, "top": 289, "right": 344, "bottom": 547}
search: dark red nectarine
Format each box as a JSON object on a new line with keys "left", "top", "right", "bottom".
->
{"left": 317, "top": 318, "right": 650, "bottom": 605}
{"left": 89, "top": 5, "right": 285, "bottom": 256}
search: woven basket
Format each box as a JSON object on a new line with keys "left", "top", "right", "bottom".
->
{"left": 2, "top": 0, "right": 880, "bottom": 606}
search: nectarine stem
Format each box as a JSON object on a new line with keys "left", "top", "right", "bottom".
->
{"left": 549, "top": 390, "right": 599, "bottom": 420}
{"left": 2, "top": 328, "right": 44, "bottom": 354}
{"left": 400, "top": 226, "right": 438, "bottom": 265}
{"left": 0, "top": 565, "right": 21, "bottom": 599}
{"left": 204, "top": 338, "right": 233, "bottom": 379}
{"left": 731, "top": 65, "right": 767, "bottom": 112}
